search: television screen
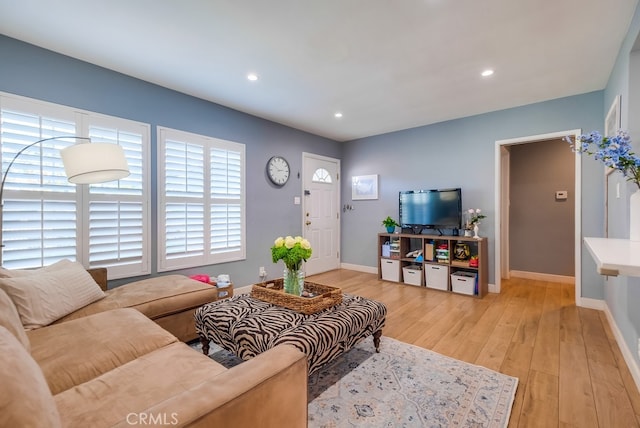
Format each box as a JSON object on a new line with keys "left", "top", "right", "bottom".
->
{"left": 399, "top": 188, "right": 461, "bottom": 230}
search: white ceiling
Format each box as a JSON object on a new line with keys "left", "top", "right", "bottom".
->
{"left": 0, "top": 0, "right": 638, "bottom": 142}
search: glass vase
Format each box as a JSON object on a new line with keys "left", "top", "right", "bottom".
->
{"left": 283, "top": 268, "right": 304, "bottom": 296}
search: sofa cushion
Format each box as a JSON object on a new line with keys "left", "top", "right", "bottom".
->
{"left": 56, "top": 274, "right": 218, "bottom": 323}
{"left": 0, "top": 288, "right": 30, "bottom": 351}
{"left": 54, "top": 342, "right": 227, "bottom": 427}
{"left": 28, "top": 308, "right": 179, "bottom": 395}
{"left": 0, "top": 327, "right": 61, "bottom": 428}
{"left": 131, "top": 344, "right": 308, "bottom": 428}
{"left": 0, "top": 262, "right": 106, "bottom": 329}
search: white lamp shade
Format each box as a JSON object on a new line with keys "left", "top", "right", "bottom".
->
{"left": 60, "top": 142, "right": 130, "bottom": 184}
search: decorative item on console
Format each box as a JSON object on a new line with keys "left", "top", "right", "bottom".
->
{"left": 466, "top": 208, "right": 486, "bottom": 239}
{"left": 469, "top": 255, "right": 479, "bottom": 268}
{"left": 566, "top": 130, "right": 640, "bottom": 241}
{"left": 436, "top": 243, "right": 449, "bottom": 263}
{"left": 271, "top": 236, "right": 313, "bottom": 295}
{"left": 382, "top": 216, "right": 400, "bottom": 233}
{"left": 454, "top": 243, "right": 470, "bottom": 260}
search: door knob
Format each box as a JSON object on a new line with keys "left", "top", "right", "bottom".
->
{"left": 305, "top": 221, "right": 311, "bottom": 226}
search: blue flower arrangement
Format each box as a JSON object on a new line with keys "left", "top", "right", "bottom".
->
{"left": 565, "top": 130, "right": 640, "bottom": 189}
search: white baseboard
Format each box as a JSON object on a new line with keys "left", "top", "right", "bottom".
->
{"left": 577, "top": 297, "right": 606, "bottom": 310}
{"left": 603, "top": 304, "right": 640, "bottom": 392}
{"left": 340, "top": 263, "right": 378, "bottom": 274}
{"left": 488, "top": 283, "right": 498, "bottom": 293}
{"left": 510, "top": 270, "right": 575, "bottom": 284}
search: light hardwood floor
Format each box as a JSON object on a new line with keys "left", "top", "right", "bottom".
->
{"left": 307, "top": 269, "right": 640, "bottom": 427}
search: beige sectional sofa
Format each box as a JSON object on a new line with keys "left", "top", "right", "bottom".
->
{"left": 0, "top": 261, "right": 308, "bottom": 427}
{"left": 60, "top": 269, "right": 221, "bottom": 342}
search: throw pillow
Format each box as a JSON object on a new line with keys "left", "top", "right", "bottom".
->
{"left": 0, "top": 258, "right": 74, "bottom": 278}
{"left": 0, "top": 263, "right": 106, "bottom": 330}
{"left": 0, "top": 288, "right": 30, "bottom": 351}
{"left": 0, "top": 326, "right": 61, "bottom": 427}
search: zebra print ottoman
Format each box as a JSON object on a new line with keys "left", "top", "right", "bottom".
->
{"left": 194, "top": 293, "right": 387, "bottom": 375}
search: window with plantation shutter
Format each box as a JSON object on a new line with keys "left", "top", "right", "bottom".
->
{"left": 158, "top": 127, "right": 245, "bottom": 271}
{"left": 0, "top": 93, "right": 150, "bottom": 278}
{"left": 84, "top": 120, "right": 150, "bottom": 278}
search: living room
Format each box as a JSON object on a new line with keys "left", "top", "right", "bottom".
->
{"left": 2, "top": 1, "right": 640, "bottom": 426}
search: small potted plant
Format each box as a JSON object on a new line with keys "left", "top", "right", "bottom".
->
{"left": 382, "top": 216, "right": 400, "bottom": 233}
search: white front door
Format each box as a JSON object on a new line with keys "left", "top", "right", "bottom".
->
{"left": 302, "top": 153, "right": 340, "bottom": 275}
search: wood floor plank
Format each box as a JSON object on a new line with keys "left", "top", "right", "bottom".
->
{"left": 589, "top": 358, "right": 637, "bottom": 427}
{"left": 530, "top": 316, "right": 560, "bottom": 378}
{"left": 519, "top": 369, "right": 559, "bottom": 428}
{"left": 598, "top": 311, "right": 640, "bottom": 422}
{"left": 579, "top": 307, "right": 613, "bottom": 349}
{"left": 307, "top": 270, "right": 640, "bottom": 428}
{"left": 558, "top": 342, "right": 597, "bottom": 427}
{"left": 475, "top": 299, "right": 524, "bottom": 371}
{"left": 511, "top": 285, "right": 545, "bottom": 347}
{"left": 530, "top": 286, "right": 561, "bottom": 376}
{"left": 559, "top": 305, "right": 584, "bottom": 346}
{"left": 430, "top": 307, "right": 487, "bottom": 356}
{"left": 501, "top": 342, "right": 535, "bottom": 428}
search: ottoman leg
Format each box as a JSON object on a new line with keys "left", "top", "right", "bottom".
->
{"left": 373, "top": 330, "right": 382, "bottom": 353}
{"left": 199, "top": 336, "right": 210, "bottom": 356}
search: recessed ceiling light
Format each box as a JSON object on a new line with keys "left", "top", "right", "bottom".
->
{"left": 247, "top": 73, "right": 259, "bottom": 81}
{"left": 481, "top": 69, "right": 494, "bottom": 77}
{"left": 334, "top": 112, "right": 343, "bottom": 118}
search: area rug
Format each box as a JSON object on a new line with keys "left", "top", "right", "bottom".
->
{"left": 192, "top": 337, "right": 518, "bottom": 427}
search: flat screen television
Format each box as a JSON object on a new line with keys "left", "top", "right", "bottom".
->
{"left": 399, "top": 188, "right": 462, "bottom": 232}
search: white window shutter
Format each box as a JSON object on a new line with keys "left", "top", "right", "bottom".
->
{"left": 86, "top": 123, "right": 150, "bottom": 278}
{"left": 0, "top": 95, "right": 151, "bottom": 277}
{"left": 158, "top": 127, "right": 245, "bottom": 271}
{"left": 2, "top": 199, "right": 77, "bottom": 269}
{"left": 0, "top": 108, "right": 78, "bottom": 269}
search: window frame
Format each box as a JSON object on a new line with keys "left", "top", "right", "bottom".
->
{"left": 0, "top": 92, "right": 151, "bottom": 279}
{"left": 157, "top": 126, "right": 246, "bottom": 272}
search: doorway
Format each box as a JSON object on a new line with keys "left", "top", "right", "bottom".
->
{"left": 302, "top": 153, "right": 341, "bottom": 275}
{"left": 494, "top": 130, "right": 582, "bottom": 304}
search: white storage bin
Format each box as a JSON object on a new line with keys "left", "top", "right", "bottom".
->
{"left": 380, "top": 258, "right": 400, "bottom": 282}
{"left": 451, "top": 271, "right": 477, "bottom": 295}
{"left": 402, "top": 265, "right": 423, "bottom": 286}
{"left": 424, "top": 264, "right": 448, "bottom": 290}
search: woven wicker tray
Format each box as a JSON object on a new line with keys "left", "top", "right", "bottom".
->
{"left": 251, "top": 278, "right": 343, "bottom": 315}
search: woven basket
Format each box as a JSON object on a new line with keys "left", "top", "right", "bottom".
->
{"left": 251, "top": 278, "right": 343, "bottom": 314}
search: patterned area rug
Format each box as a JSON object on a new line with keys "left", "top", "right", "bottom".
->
{"left": 191, "top": 337, "right": 517, "bottom": 427}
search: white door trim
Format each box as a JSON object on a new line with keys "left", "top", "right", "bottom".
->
{"left": 500, "top": 146, "right": 510, "bottom": 281}
{"left": 494, "top": 129, "right": 582, "bottom": 305}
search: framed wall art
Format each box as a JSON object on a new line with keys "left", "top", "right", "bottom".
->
{"left": 351, "top": 174, "right": 378, "bottom": 200}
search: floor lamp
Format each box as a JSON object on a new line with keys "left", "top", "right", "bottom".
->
{"left": 0, "top": 136, "right": 130, "bottom": 265}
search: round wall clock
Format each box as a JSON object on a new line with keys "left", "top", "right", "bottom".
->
{"left": 267, "top": 155, "right": 290, "bottom": 186}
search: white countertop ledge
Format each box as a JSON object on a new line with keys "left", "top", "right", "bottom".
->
{"left": 584, "top": 237, "right": 640, "bottom": 277}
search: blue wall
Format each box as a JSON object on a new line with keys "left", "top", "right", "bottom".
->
{"left": 0, "top": 35, "right": 343, "bottom": 287}
{"left": 601, "top": 1, "right": 640, "bottom": 368}
{"left": 341, "top": 91, "right": 605, "bottom": 298}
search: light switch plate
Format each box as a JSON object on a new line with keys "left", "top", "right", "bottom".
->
{"left": 555, "top": 190, "right": 568, "bottom": 200}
